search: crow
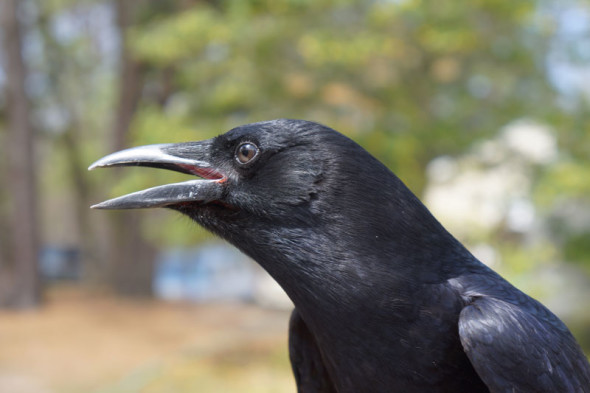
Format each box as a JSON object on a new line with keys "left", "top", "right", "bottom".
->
{"left": 89, "top": 119, "right": 590, "bottom": 392}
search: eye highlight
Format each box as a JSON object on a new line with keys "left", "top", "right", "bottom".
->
{"left": 235, "top": 142, "right": 259, "bottom": 164}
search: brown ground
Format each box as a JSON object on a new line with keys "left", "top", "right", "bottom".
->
{"left": 0, "top": 286, "right": 294, "bottom": 393}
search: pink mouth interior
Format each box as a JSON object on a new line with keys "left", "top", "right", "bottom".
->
{"left": 178, "top": 164, "right": 225, "bottom": 181}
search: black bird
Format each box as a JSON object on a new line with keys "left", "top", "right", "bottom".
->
{"left": 89, "top": 119, "right": 590, "bottom": 393}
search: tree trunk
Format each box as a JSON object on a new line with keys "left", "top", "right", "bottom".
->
{"left": 0, "top": 0, "right": 41, "bottom": 308}
{"left": 106, "top": 0, "right": 156, "bottom": 297}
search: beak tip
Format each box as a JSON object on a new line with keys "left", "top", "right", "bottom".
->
{"left": 88, "top": 159, "right": 104, "bottom": 171}
{"left": 90, "top": 200, "right": 115, "bottom": 209}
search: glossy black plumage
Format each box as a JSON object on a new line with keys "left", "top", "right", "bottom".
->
{"left": 90, "top": 119, "right": 590, "bottom": 392}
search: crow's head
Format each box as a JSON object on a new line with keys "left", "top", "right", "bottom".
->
{"left": 90, "top": 119, "right": 453, "bottom": 304}
{"left": 90, "top": 119, "right": 403, "bottom": 236}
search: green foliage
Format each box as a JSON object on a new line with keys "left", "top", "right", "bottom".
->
{"left": 536, "top": 161, "right": 590, "bottom": 206}
{"left": 124, "top": 0, "right": 559, "bottom": 197}
{"left": 564, "top": 232, "right": 590, "bottom": 268}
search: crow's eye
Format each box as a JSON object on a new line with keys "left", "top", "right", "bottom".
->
{"left": 235, "top": 142, "right": 259, "bottom": 164}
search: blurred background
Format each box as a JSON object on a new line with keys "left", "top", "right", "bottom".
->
{"left": 1, "top": 0, "right": 589, "bottom": 392}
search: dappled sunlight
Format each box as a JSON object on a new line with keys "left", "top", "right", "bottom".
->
{"left": 0, "top": 0, "right": 589, "bottom": 390}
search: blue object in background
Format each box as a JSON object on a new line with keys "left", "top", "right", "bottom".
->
{"left": 154, "top": 243, "right": 257, "bottom": 302}
{"left": 39, "top": 247, "right": 81, "bottom": 280}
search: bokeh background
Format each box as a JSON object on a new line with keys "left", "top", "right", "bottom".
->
{"left": 1, "top": 0, "right": 589, "bottom": 392}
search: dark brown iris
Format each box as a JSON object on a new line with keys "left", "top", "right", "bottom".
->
{"left": 236, "top": 142, "right": 259, "bottom": 164}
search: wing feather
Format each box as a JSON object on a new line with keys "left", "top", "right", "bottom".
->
{"left": 459, "top": 296, "right": 590, "bottom": 392}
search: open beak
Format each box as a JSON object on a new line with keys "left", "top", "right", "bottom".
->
{"left": 88, "top": 140, "right": 226, "bottom": 209}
